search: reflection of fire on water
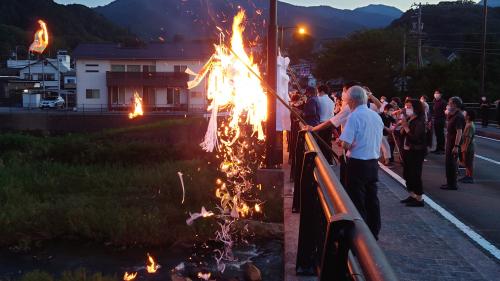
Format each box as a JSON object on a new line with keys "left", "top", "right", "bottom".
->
{"left": 123, "top": 272, "right": 137, "bottom": 281}
{"left": 186, "top": 10, "right": 267, "bottom": 274}
{"left": 129, "top": 92, "right": 144, "bottom": 119}
{"left": 29, "top": 20, "right": 49, "bottom": 54}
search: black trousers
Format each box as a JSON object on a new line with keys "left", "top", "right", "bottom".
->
{"left": 481, "top": 110, "right": 489, "bottom": 127}
{"left": 403, "top": 149, "right": 425, "bottom": 195}
{"left": 434, "top": 118, "right": 445, "bottom": 151}
{"left": 345, "top": 158, "right": 381, "bottom": 239}
{"left": 316, "top": 127, "right": 333, "bottom": 164}
{"left": 445, "top": 145, "right": 459, "bottom": 188}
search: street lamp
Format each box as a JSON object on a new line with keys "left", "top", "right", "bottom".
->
{"left": 279, "top": 25, "right": 307, "bottom": 51}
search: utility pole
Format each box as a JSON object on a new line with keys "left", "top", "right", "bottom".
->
{"left": 402, "top": 33, "right": 407, "bottom": 93}
{"left": 480, "top": 0, "right": 488, "bottom": 98}
{"left": 266, "top": 0, "right": 278, "bottom": 168}
{"left": 417, "top": 3, "right": 423, "bottom": 69}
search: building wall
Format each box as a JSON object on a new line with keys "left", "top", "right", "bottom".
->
{"left": 76, "top": 59, "right": 208, "bottom": 111}
{"left": 19, "top": 63, "right": 60, "bottom": 90}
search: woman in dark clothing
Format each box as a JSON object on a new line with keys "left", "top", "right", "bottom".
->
{"left": 400, "top": 99, "right": 427, "bottom": 207}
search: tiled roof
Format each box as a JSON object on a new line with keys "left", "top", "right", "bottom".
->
{"left": 73, "top": 42, "right": 212, "bottom": 61}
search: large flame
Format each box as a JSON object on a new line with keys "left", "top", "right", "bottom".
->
{"left": 188, "top": 10, "right": 267, "bottom": 152}
{"left": 129, "top": 92, "right": 144, "bottom": 119}
{"left": 29, "top": 20, "right": 49, "bottom": 54}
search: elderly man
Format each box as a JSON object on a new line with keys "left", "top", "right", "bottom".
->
{"left": 339, "top": 86, "right": 384, "bottom": 238}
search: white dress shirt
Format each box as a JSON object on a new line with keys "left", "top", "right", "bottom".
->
{"left": 317, "top": 95, "right": 335, "bottom": 122}
{"left": 339, "top": 104, "right": 384, "bottom": 160}
{"left": 329, "top": 104, "right": 351, "bottom": 128}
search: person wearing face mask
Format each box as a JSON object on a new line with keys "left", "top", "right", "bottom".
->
{"left": 479, "top": 96, "right": 490, "bottom": 128}
{"left": 380, "top": 104, "right": 396, "bottom": 165}
{"left": 399, "top": 99, "right": 427, "bottom": 207}
{"left": 432, "top": 90, "right": 446, "bottom": 154}
{"left": 441, "top": 97, "right": 465, "bottom": 190}
{"left": 338, "top": 86, "right": 384, "bottom": 238}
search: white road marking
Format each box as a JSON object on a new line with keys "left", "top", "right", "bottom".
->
{"left": 477, "top": 135, "right": 500, "bottom": 142}
{"left": 379, "top": 163, "right": 500, "bottom": 260}
{"left": 475, "top": 154, "right": 500, "bottom": 166}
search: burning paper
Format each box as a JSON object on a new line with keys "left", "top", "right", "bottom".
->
{"left": 129, "top": 92, "right": 144, "bottom": 119}
{"left": 186, "top": 206, "right": 214, "bottom": 225}
{"left": 123, "top": 272, "right": 137, "bottom": 281}
{"left": 146, "top": 253, "right": 159, "bottom": 273}
{"left": 29, "top": 20, "right": 49, "bottom": 54}
{"left": 187, "top": 10, "right": 267, "bottom": 152}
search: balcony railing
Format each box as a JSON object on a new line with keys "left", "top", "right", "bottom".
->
{"left": 106, "top": 72, "right": 189, "bottom": 88}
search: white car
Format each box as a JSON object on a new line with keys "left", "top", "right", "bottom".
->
{"left": 39, "top": 96, "right": 65, "bottom": 109}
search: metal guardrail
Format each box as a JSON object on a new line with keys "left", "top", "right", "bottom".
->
{"left": 292, "top": 129, "right": 398, "bottom": 281}
{"left": 0, "top": 104, "right": 209, "bottom": 115}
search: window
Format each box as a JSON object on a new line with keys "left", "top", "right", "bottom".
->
{"left": 111, "top": 87, "right": 125, "bottom": 104}
{"left": 86, "top": 89, "right": 100, "bottom": 99}
{"left": 85, "top": 70, "right": 99, "bottom": 73}
{"left": 66, "top": 78, "right": 76, "bottom": 84}
{"left": 167, "top": 88, "right": 181, "bottom": 105}
{"left": 86, "top": 64, "right": 99, "bottom": 67}
{"left": 143, "top": 65, "right": 156, "bottom": 72}
{"left": 85, "top": 64, "right": 99, "bottom": 73}
{"left": 111, "top": 65, "right": 125, "bottom": 72}
{"left": 174, "top": 65, "right": 187, "bottom": 73}
{"left": 127, "top": 65, "right": 141, "bottom": 72}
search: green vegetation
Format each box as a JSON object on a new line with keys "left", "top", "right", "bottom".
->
{"left": 0, "top": 0, "right": 137, "bottom": 61}
{"left": 315, "top": 2, "right": 500, "bottom": 101}
{"left": 0, "top": 120, "right": 219, "bottom": 250}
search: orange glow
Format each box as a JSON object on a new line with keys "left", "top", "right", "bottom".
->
{"left": 29, "top": 20, "right": 49, "bottom": 54}
{"left": 123, "top": 272, "right": 137, "bottom": 281}
{"left": 255, "top": 203, "right": 261, "bottom": 213}
{"left": 197, "top": 272, "right": 212, "bottom": 280}
{"left": 146, "top": 254, "right": 159, "bottom": 273}
{"left": 128, "top": 92, "right": 144, "bottom": 119}
{"left": 298, "top": 27, "right": 306, "bottom": 35}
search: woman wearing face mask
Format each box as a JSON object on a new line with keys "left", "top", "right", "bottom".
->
{"left": 400, "top": 99, "right": 427, "bottom": 207}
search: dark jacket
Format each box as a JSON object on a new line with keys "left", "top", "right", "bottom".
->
{"left": 303, "top": 96, "right": 321, "bottom": 126}
{"left": 432, "top": 98, "right": 447, "bottom": 119}
{"left": 402, "top": 116, "right": 426, "bottom": 151}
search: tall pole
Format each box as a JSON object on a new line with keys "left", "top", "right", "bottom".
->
{"left": 266, "top": 0, "right": 278, "bottom": 168}
{"left": 480, "top": 0, "right": 488, "bottom": 98}
{"left": 417, "top": 3, "right": 423, "bottom": 69}
{"left": 402, "top": 33, "right": 407, "bottom": 93}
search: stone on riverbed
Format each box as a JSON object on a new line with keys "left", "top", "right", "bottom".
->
{"left": 243, "top": 262, "right": 262, "bottom": 281}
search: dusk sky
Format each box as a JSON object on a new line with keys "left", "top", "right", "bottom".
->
{"left": 53, "top": 0, "right": 465, "bottom": 11}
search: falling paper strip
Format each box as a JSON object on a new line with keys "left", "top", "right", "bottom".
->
{"left": 186, "top": 206, "right": 214, "bottom": 225}
{"left": 177, "top": 171, "right": 185, "bottom": 204}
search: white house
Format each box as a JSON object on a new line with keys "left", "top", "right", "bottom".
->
{"left": 7, "top": 51, "right": 72, "bottom": 91}
{"left": 72, "top": 42, "right": 212, "bottom": 111}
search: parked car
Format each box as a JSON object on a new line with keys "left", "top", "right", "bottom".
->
{"left": 39, "top": 96, "right": 65, "bottom": 109}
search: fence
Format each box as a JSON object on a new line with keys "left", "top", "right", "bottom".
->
{"left": 292, "top": 129, "right": 399, "bottom": 281}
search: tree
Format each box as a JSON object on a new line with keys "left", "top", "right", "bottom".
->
{"left": 314, "top": 28, "right": 404, "bottom": 96}
{"left": 288, "top": 33, "right": 315, "bottom": 63}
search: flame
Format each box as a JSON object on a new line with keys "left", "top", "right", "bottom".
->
{"left": 188, "top": 10, "right": 267, "bottom": 152}
{"left": 197, "top": 272, "right": 212, "bottom": 280}
{"left": 129, "top": 92, "right": 144, "bottom": 119}
{"left": 29, "top": 20, "right": 49, "bottom": 54}
{"left": 146, "top": 253, "right": 159, "bottom": 273}
{"left": 123, "top": 272, "right": 137, "bottom": 281}
{"left": 255, "top": 203, "right": 261, "bottom": 213}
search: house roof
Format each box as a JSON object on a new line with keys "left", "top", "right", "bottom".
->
{"left": 73, "top": 42, "right": 213, "bottom": 61}
{"left": 19, "top": 59, "right": 71, "bottom": 73}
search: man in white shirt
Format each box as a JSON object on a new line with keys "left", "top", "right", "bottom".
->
{"left": 316, "top": 85, "right": 335, "bottom": 164}
{"left": 339, "top": 86, "right": 384, "bottom": 239}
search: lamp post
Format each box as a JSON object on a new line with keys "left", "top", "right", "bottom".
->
{"left": 266, "top": 0, "right": 278, "bottom": 168}
{"left": 280, "top": 26, "right": 306, "bottom": 51}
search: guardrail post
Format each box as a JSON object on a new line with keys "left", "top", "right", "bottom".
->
{"left": 319, "top": 214, "right": 354, "bottom": 281}
{"left": 296, "top": 150, "right": 317, "bottom": 276}
{"left": 292, "top": 130, "right": 306, "bottom": 213}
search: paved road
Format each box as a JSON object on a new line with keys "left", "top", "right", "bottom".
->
{"left": 388, "top": 135, "right": 500, "bottom": 250}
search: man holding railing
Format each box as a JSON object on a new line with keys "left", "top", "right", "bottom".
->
{"left": 337, "top": 86, "right": 384, "bottom": 239}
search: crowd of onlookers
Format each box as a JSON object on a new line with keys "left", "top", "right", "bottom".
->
{"left": 288, "top": 82, "right": 499, "bottom": 239}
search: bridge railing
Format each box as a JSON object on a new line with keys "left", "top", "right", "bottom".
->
{"left": 292, "top": 129, "right": 399, "bottom": 281}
